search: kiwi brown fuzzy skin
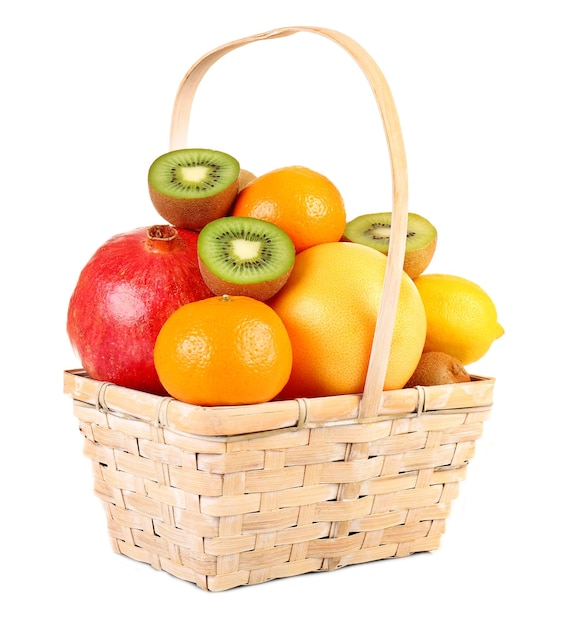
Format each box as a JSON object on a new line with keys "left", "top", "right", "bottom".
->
{"left": 149, "top": 181, "right": 238, "bottom": 230}
{"left": 401, "top": 237, "right": 437, "bottom": 279}
{"left": 404, "top": 351, "right": 471, "bottom": 388}
{"left": 238, "top": 169, "right": 257, "bottom": 192}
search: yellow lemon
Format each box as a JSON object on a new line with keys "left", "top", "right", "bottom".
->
{"left": 413, "top": 273, "right": 504, "bottom": 365}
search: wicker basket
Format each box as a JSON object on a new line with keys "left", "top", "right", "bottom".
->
{"left": 63, "top": 26, "right": 495, "bottom": 592}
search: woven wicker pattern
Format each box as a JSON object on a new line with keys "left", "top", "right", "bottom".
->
{"left": 67, "top": 370, "right": 491, "bottom": 592}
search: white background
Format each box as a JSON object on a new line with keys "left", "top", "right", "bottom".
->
{"left": 2, "top": 1, "right": 570, "bottom": 623}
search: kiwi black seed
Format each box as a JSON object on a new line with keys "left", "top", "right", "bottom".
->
{"left": 342, "top": 212, "right": 437, "bottom": 279}
{"left": 197, "top": 216, "right": 296, "bottom": 301}
{"left": 148, "top": 148, "right": 240, "bottom": 230}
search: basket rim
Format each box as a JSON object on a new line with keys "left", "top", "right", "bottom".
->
{"left": 63, "top": 368, "right": 494, "bottom": 439}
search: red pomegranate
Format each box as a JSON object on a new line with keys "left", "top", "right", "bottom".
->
{"left": 67, "top": 224, "right": 213, "bottom": 394}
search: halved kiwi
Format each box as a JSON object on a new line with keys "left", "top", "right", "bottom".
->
{"left": 342, "top": 212, "right": 437, "bottom": 278}
{"left": 197, "top": 216, "right": 295, "bottom": 301}
{"left": 148, "top": 148, "right": 240, "bottom": 230}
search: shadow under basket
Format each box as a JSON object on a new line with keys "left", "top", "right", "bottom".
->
{"left": 63, "top": 369, "right": 494, "bottom": 592}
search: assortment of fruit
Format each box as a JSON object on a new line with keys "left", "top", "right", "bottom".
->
{"left": 67, "top": 147, "right": 503, "bottom": 407}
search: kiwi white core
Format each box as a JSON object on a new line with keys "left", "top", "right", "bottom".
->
{"left": 372, "top": 225, "right": 391, "bottom": 239}
{"left": 181, "top": 165, "right": 210, "bottom": 183}
{"left": 233, "top": 239, "right": 261, "bottom": 260}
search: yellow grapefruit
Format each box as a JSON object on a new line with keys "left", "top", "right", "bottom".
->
{"left": 268, "top": 241, "right": 427, "bottom": 398}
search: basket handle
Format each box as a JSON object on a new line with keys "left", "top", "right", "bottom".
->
{"left": 169, "top": 26, "right": 409, "bottom": 419}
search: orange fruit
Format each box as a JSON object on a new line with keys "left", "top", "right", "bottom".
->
{"left": 232, "top": 165, "right": 346, "bottom": 252}
{"left": 154, "top": 295, "right": 293, "bottom": 406}
{"left": 268, "top": 241, "right": 427, "bottom": 399}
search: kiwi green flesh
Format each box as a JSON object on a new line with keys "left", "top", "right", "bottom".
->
{"left": 343, "top": 212, "right": 437, "bottom": 253}
{"left": 148, "top": 148, "right": 240, "bottom": 199}
{"left": 198, "top": 216, "right": 295, "bottom": 286}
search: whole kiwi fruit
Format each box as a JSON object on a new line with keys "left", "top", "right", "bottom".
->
{"left": 404, "top": 351, "right": 471, "bottom": 387}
